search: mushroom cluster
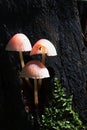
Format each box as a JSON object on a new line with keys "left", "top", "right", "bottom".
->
{"left": 5, "top": 34, "right": 57, "bottom": 107}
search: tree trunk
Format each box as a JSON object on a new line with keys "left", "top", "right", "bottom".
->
{"left": 0, "top": 0, "right": 87, "bottom": 129}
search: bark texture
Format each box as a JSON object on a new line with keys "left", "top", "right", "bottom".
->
{"left": 0, "top": 0, "right": 87, "bottom": 129}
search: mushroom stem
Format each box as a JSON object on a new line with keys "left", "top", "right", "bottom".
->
{"left": 19, "top": 51, "right": 32, "bottom": 86}
{"left": 38, "top": 46, "right": 45, "bottom": 86}
{"left": 19, "top": 51, "right": 25, "bottom": 68}
{"left": 34, "top": 79, "right": 38, "bottom": 105}
{"left": 42, "top": 46, "right": 46, "bottom": 64}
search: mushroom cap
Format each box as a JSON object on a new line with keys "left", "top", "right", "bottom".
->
{"left": 5, "top": 33, "right": 32, "bottom": 51}
{"left": 20, "top": 60, "right": 50, "bottom": 79}
{"left": 30, "top": 39, "right": 57, "bottom": 56}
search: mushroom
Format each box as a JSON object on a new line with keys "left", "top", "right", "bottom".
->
{"left": 5, "top": 33, "right": 32, "bottom": 68}
{"left": 20, "top": 60, "right": 50, "bottom": 105}
{"left": 30, "top": 39, "right": 57, "bottom": 86}
{"left": 30, "top": 39, "right": 57, "bottom": 64}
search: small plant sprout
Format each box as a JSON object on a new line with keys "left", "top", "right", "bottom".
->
{"left": 30, "top": 39, "right": 57, "bottom": 64}
{"left": 5, "top": 33, "right": 32, "bottom": 68}
{"left": 20, "top": 60, "right": 50, "bottom": 106}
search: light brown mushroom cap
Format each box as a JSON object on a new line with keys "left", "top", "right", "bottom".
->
{"left": 5, "top": 33, "right": 32, "bottom": 51}
{"left": 20, "top": 60, "right": 50, "bottom": 79}
{"left": 30, "top": 39, "right": 57, "bottom": 56}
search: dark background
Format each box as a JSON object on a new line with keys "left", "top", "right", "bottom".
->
{"left": 0, "top": 0, "right": 87, "bottom": 129}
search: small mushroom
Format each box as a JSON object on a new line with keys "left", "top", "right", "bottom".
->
{"left": 30, "top": 39, "right": 57, "bottom": 86}
{"left": 5, "top": 33, "right": 32, "bottom": 68}
{"left": 20, "top": 60, "right": 50, "bottom": 105}
{"left": 30, "top": 39, "right": 57, "bottom": 63}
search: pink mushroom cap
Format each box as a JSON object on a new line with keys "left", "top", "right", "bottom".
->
{"left": 20, "top": 60, "right": 50, "bottom": 79}
{"left": 5, "top": 33, "right": 32, "bottom": 51}
{"left": 30, "top": 39, "right": 57, "bottom": 56}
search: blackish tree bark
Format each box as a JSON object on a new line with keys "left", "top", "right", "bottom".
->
{"left": 0, "top": 0, "right": 87, "bottom": 129}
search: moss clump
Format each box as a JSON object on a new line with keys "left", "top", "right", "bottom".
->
{"left": 40, "top": 78, "right": 87, "bottom": 130}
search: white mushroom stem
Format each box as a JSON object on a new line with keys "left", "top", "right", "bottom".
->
{"left": 19, "top": 51, "right": 32, "bottom": 86}
{"left": 34, "top": 79, "right": 38, "bottom": 105}
{"left": 38, "top": 46, "right": 46, "bottom": 87}
{"left": 42, "top": 46, "right": 46, "bottom": 64}
{"left": 19, "top": 51, "right": 25, "bottom": 68}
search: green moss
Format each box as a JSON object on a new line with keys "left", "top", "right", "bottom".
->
{"left": 40, "top": 78, "right": 87, "bottom": 130}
